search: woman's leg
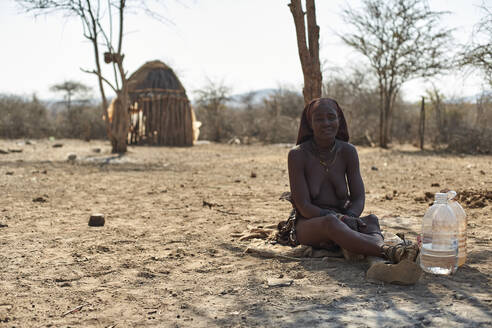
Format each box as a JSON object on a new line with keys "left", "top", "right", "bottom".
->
{"left": 295, "top": 214, "right": 384, "bottom": 257}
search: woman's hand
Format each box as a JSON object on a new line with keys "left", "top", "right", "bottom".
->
{"left": 320, "top": 209, "right": 337, "bottom": 217}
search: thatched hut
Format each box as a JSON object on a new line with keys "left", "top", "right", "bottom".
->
{"left": 125, "top": 60, "right": 194, "bottom": 146}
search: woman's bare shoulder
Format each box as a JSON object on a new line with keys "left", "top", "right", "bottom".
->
{"left": 288, "top": 141, "right": 311, "bottom": 162}
{"left": 337, "top": 140, "right": 359, "bottom": 163}
{"left": 337, "top": 140, "right": 357, "bottom": 154}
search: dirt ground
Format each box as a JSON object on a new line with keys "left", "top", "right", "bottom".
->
{"left": 0, "top": 139, "right": 491, "bottom": 327}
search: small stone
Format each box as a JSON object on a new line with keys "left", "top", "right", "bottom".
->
{"left": 8, "top": 149, "right": 22, "bottom": 153}
{"left": 88, "top": 213, "right": 105, "bottom": 227}
{"left": 52, "top": 143, "right": 63, "bottom": 148}
{"left": 431, "top": 183, "right": 440, "bottom": 187}
{"left": 33, "top": 196, "right": 48, "bottom": 203}
{"left": 267, "top": 278, "right": 293, "bottom": 287}
{"left": 250, "top": 172, "right": 257, "bottom": 178}
{"left": 0, "top": 149, "right": 8, "bottom": 154}
{"left": 5, "top": 171, "right": 14, "bottom": 175}
{"left": 424, "top": 191, "right": 434, "bottom": 200}
{"left": 67, "top": 153, "right": 77, "bottom": 161}
{"left": 92, "top": 148, "right": 101, "bottom": 153}
{"left": 366, "top": 259, "right": 422, "bottom": 285}
{"left": 294, "top": 272, "right": 305, "bottom": 279}
{"left": 371, "top": 166, "right": 378, "bottom": 171}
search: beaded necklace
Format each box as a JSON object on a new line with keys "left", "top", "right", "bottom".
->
{"left": 311, "top": 139, "right": 338, "bottom": 173}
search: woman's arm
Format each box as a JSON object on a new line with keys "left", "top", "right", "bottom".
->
{"left": 288, "top": 148, "right": 329, "bottom": 218}
{"left": 345, "top": 144, "right": 365, "bottom": 217}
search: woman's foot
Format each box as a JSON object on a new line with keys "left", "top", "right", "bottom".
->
{"left": 380, "top": 235, "right": 419, "bottom": 264}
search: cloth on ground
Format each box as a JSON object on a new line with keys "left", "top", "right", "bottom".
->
{"left": 241, "top": 230, "right": 403, "bottom": 262}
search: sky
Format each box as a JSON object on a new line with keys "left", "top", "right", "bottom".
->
{"left": 0, "top": 0, "right": 489, "bottom": 103}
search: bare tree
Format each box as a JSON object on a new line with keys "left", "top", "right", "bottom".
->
{"left": 50, "top": 80, "right": 91, "bottom": 111}
{"left": 17, "top": 0, "right": 167, "bottom": 153}
{"left": 459, "top": 4, "right": 492, "bottom": 87}
{"left": 341, "top": 0, "right": 453, "bottom": 148}
{"left": 288, "top": 0, "right": 322, "bottom": 105}
{"left": 194, "top": 79, "right": 231, "bottom": 142}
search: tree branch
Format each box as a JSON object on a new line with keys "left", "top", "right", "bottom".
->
{"left": 81, "top": 68, "right": 117, "bottom": 92}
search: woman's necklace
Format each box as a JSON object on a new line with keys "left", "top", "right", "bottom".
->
{"left": 311, "top": 139, "right": 338, "bottom": 173}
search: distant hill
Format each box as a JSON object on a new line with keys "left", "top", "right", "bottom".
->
{"left": 226, "top": 88, "right": 279, "bottom": 108}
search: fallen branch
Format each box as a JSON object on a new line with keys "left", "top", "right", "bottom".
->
{"left": 61, "top": 303, "right": 89, "bottom": 317}
{"left": 216, "top": 209, "right": 239, "bottom": 215}
{"left": 202, "top": 200, "right": 223, "bottom": 208}
{"left": 243, "top": 247, "right": 302, "bottom": 261}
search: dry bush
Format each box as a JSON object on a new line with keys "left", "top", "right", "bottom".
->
{"left": 195, "top": 87, "right": 303, "bottom": 144}
{"left": 0, "top": 94, "right": 53, "bottom": 138}
{"left": 252, "top": 89, "right": 303, "bottom": 143}
{"left": 423, "top": 93, "right": 492, "bottom": 153}
{"left": 391, "top": 98, "right": 419, "bottom": 145}
{"left": 53, "top": 105, "right": 107, "bottom": 140}
{"left": 447, "top": 127, "right": 492, "bottom": 154}
{"left": 0, "top": 94, "right": 106, "bottom": 140}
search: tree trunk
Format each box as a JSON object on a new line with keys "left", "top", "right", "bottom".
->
{"left": 110, "top": 92, "right": 129, "bottom": 153}
{"left": 435, "top": 91, "right": 442, "bottom": 142}
{"left": 381, "top": 90, "right": 391, "bottom": 148}
{"left": 419, "top": 97, "right": 425, "bottom": 150}
{"left": 289, "top": 0, "right": 322, "bottom": 105}
{"left": 378, "top": 82, "right": 385, "bottom": 147}
{"left": 388, "top": 90, "right": 398, "bottom": 143}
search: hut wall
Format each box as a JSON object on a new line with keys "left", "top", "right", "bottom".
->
{"left": 127, "top": 93, "right": 193, "bottom": 147}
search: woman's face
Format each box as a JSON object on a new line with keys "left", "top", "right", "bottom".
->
{"left": 311, "top": 101, "right": 339, "bottom": 140}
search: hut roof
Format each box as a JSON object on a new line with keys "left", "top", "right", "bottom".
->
{"left": 127, "top": 60, "right": 186, "bottom": 97}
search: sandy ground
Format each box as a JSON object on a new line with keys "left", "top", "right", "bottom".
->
{"left": 0, "top": 139, "right": 491, "bottom": 327}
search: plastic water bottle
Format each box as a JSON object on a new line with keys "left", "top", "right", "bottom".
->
{"left": 420, "top": 192, "right": 458, "bottom": 275}
{"left": 447, "top": 191, "right": 467, "bottom": 266}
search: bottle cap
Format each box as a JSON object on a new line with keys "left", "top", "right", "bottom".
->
{"left": 447, "top": 190, "right": 457, "bottom": 200}
{"left": 434, "top": 192, "right": 448, "bottom": 203}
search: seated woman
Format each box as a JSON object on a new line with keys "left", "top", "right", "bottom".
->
{"left": 278, "top": 98, "right": 418, "bottom": 263}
